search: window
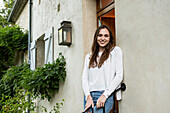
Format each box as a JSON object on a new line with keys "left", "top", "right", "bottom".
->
{"left": 36, "top": 27, "right": 54, "bottom": 68}
{"left": 36, "top": 34, "right": 45, "bottom": 67}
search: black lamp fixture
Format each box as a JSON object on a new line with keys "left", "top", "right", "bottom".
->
{"left": 58, "top": 21, "right": 72, "bottom": 46}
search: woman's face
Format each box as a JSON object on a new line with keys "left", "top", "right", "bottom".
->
{"left": 97, "top": 28, "right": 110, "bottom": 48}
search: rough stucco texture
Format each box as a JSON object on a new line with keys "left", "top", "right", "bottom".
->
{"left": 31, "top": 0, "right": 96, "bottom": 112}
{"left": 116, "top": 0, "right": 170, "bottom": 113}
{"left": 16, "top": 2, "right": 29, "bottom": 30}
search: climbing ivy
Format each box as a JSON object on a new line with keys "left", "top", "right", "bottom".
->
{"left": 0, "top": 53, "right": 66, "bottom": 111}
{"left": 0, "top": 62, "right": 30, "bottom": 111}
{"left": 0, "top": 89, "right": 36, "bottom": 113}
{"left": 0, "top": 25, "right": 28, "bottom": 50}
{"left": 0, "top": 89, "right": 65, "bottom": 113}
{"left": 0, "top": 25, "right": 28, "bottom": 78}
{"left": 0, "top": 0, "right": 27, "bottom": 77}
{"left": 22, "top": 53, "right": 67, "bottom": 101}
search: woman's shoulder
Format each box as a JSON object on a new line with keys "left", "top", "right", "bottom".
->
{"left": 85, "top": 53, "right": 91, "bottom": 57}
{"left": 85, "top": 53, "right": 91, "bottom": 60}
{"left": 114, "top": 46, "right": 122, "bottom": 51}
{"left": 111, "top": 46, "right": 122, "bottom": 55}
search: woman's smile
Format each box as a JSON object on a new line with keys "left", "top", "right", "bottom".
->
{"left": 97, "top": 28, "right": 110, "bottom": 49}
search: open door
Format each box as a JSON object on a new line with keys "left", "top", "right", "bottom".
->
{"left": 97, "top": 0, "right": 119, "bottom": 113}
{"left": 97, "top": 0, "right": 116, "bottom": 45}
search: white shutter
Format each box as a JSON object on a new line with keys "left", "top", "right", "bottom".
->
{"left": 30, "top": 40, "right": 36, "bottom": 70}
{"left": 44, "top": 27, "right": 54, "bottom": 64}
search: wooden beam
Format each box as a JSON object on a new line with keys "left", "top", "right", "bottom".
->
{"left": 97, "top": 2, "right": 115, "bottom": 18}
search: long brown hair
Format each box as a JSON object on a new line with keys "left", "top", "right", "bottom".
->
{"left": 89, "top": 25, "right": 115, "bottom": 68}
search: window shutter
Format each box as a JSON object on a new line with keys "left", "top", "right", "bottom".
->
{"left": 44, "top": 27, "right": 54, "bottom": 64}
{"left": 30, "top": 40, "right": 36, "bottom": 70}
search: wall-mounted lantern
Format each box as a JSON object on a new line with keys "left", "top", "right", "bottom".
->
{"left": 58, "top": 21, "right": 72, "bottom": 46}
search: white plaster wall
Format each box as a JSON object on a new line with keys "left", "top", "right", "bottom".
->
{"left": 116, "top": 0, "right": 170, "bottom": 113}
{"left": 31, "top": 0, "right": 96, "bottom": 112}
{"left": 15, "top": 2, "right": 29, "bottom": 30}
{"left": 82, "top": 0, "right": 97, "bottom": 56}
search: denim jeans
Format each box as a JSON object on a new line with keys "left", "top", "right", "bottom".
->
{"left": 84, "top": 91, "right": 114, "bottom": 113}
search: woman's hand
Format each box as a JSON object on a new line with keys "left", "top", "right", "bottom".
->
{"left": 96, "top": 94, "right": 106, "bottom": 108}
{"left": 84, "top": 95, "right": 94, "bottom": 112}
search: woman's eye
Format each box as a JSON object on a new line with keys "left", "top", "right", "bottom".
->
{"left": 98, "top": 34, "right": 103, "bottom": 37}
{"left": 104, "top": 34, "right": 109, "bottom": 37}
{"left": 98, "top": 34, "right": 109, "bottom": 37}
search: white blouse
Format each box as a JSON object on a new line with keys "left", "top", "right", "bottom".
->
{"left": 82, "top": 46, "right": 123, "bottom": 100}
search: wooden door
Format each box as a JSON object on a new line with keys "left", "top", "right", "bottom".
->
{"left": 101, "top": 16, "right": 116, "bottom": 41}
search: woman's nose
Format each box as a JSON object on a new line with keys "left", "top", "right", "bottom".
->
{"left": 101, "top": 36, "right": 105, "bottom": 40}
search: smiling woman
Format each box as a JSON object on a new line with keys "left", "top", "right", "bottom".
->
{"left": 82, "top": 25, "right": 123, "bottom": 113}
{"left": 97, "top": 28, "right": 110, "bottom": 51}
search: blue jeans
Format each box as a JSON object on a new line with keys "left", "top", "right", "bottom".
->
{"left": 84, "top": 91, "right": 114, "bottom": 113}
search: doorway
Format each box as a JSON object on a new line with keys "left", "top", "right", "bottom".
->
{"left": 97, "top": 0, "right": 116, "bottom": 45}
{"left": 96, "top": 1, "right": 118, "bottom": 113}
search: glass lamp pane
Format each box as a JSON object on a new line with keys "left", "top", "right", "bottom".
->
{"left": 63, "top": 30, "right": 67, "bottom": 42}
{"left": 63, "top": 28, "right": 71, "bottom": 43}
{"left": 58, "top": 29, "right": 62, "bottom": 43}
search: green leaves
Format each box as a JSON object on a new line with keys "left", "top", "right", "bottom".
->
{"left": 41, "top": 99, "right": 65, "bottom": 113}
{"left": 22, "top": 53, "right": 67, "bottom": 101}
{"left": 0, "top": 89, "right": 36, "bottom": 113}
{"left": 0, "top": 25, "right": 28, "bottom": 50}
{"left": 0, "top": 53, "right": 66, "bottom": 112}
{"left": 0, "top": 62, "right": 29, "bottom": 97}
{"left": 0, "top": 25, "right": 28, "bottom": 78}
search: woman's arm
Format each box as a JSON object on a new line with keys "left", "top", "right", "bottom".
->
{"left": 103, "top": 47, "right": 123, "bottom": 98}
{"left": 82, "top": 54, "right": 94, "bottom": 111}
{"left": 82, "top": 54, "right": 90, "bottom": 100}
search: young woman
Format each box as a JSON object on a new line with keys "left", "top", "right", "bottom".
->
{"left": 82, "top": 25, "right": 123, "bottom": 113}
